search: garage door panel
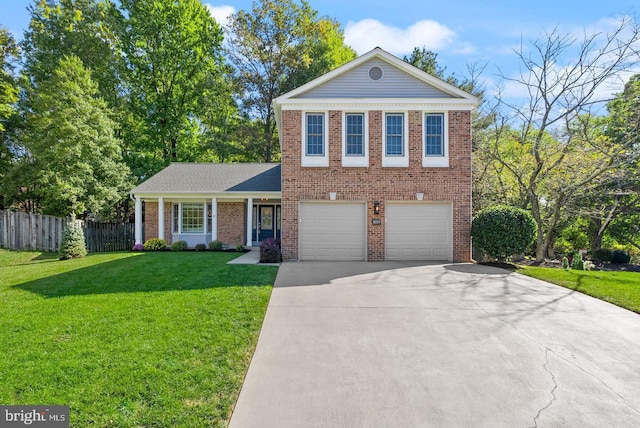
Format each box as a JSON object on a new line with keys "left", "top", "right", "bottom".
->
{"left": 299, "top": 203, "right": 366, "bottom": 261}
{"left": 386, "top": 203, "right": 452, "bottom": 261}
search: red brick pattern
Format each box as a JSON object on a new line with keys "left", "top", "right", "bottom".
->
{"left": 281, "top": 109, "right": 472, "bottom": 261}
{"left": 143, "top": 201, "right": 245, "bottom": 246}
{"left": 217, "top": 202, "right": 246, "bottom": 246}
{"left": 143, "top": 201, "right": 173, "bottom": 245}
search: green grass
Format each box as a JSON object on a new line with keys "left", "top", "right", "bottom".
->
{"left": 517, "top": 266, "right": 640, "bottom": 313}
{"left": 0, "top": 249, "right": 277, "bottom": 427}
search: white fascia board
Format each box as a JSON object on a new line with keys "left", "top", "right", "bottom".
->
{"left": 279, "top": 98, "right": 477, "bottom": 111}
{"left": 132, "top": 191, "right": 282, "bottom": 200}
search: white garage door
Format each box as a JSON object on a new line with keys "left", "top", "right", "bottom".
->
{"left": 386, "top": 203, "right": 452, "bottom": 261}
{"left": 299, "top": 202, "right": 366, "bottom": 261}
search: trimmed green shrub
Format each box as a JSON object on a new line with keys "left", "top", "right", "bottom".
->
{"left": 143, "top": 238, "right": 166, "bottom": 251}
{"left": 562, "top": 256, "right": 569, "bottom": 269}
{"left": 611, "top": 250, "right": 631, "bottom": 264}
{"left": 471, "top": 205, "right": 536, "bottom": 261}
{"left": 592, "top": 248, "right": 613, "bottom": 262}
{"left": 170, "top": 240, "right": 188, "bottom": 252}
{"left": 571, "top": 252, "right": 584, "bottom": 270}
{"left": 260, "top": 238, "right": 281, "bottom": 263}
{"left": 59, "top": 222, "right": 87, "bottom": 260}
{"left": 235, "top": 244, "right": 245, "bottom": 252}
{"left": 208, "top": 240, "right": 223, "bottom": 251}
{"left": 195, "top": 243, "right": 206, "bottom": 252}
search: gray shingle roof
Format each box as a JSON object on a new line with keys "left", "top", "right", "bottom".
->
{"left": 131, "top": 163, "right": 281, "bottom": 194}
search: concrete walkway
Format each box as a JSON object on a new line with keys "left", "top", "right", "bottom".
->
{"left": 227, "top": 247, "right": 280, "bottom": 266}
{"left": 230, "top": 262, "right": 640, "bottom": 427}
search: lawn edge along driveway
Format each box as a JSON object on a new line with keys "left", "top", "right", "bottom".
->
{"left": 231, "top": 261, "right": 640, "bottom": 428}
{"left": 0, "top": 250, "right": 277, "bottom": 428}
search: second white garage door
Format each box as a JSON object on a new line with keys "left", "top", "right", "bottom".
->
{"left": 299, "top": 202, "right": 366, "bottom": 261}
{"left": 386, "top": 203, "right": 452, "bottom": 261}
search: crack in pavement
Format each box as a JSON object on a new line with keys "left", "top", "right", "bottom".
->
{"left": 466, "top": 294, "right": 640, "bottom": 419}
{"left": 531, "top": 348, "right": 558, "bottom": 428}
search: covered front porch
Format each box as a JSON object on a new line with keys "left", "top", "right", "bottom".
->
{"left": 132, "top": 195, "right": 281, "bottom": 248}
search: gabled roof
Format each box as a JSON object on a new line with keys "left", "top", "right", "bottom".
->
{"left": 274, "top": 47, "right": 479, "bottom": 103}
{"left": 273, "top": 47, "right": 478, "bottom": 131}
{"left": 131, "top": 163, "right": 281, "bottom": 195}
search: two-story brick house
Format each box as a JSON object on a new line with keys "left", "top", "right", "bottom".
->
{"left": 275, "top": 47, "right": 477, "bottom": 261}
{"left": 131, "top": 47, "right": 477, "bottom": 261}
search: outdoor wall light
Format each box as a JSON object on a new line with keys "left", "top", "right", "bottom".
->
{"left": 416, "top": 192, "right": 424, "bottom": 201}
{"left": 329, "top": 192, "right": 337, "bottom": 200}
{"left": 373, "top": 201, "right": 380, "bottom": 215}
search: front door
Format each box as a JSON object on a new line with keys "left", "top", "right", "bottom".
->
{"left": 258, "top": 206, "right": 274, "bottom": 241}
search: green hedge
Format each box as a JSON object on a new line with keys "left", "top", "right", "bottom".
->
{"left": 472, "top": 205, "right": 536, "bottom": 261}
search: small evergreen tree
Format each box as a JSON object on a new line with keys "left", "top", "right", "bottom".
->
{"left": 571, "top": 252, "right": 584, "bottom": 270}
{"left": 59, "top": 222, "right": 87, "bottom": 260}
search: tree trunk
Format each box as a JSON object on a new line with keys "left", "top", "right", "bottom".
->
{"left": 264, "top": 118, "right": 273, "bottom": 163}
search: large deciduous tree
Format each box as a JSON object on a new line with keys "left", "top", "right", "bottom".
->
{"left": 119, "top": 0, "right": 226, "bottom": 178}
{"left": 22, "top": 0, "right": 122, "bottom": 106}
{"left": 226, "top": 0, "right": 356, "bottom": 162}
{"left": 476, "top": 17, "right": 640, "bottom": 260}
{"left": 0, "top": 27, "right": 20, "bottom": 209}
{"left": 5, "top": 55, "right": 131, "bottom": 217}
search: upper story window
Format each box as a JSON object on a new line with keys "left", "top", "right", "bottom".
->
{"left": 423, "top": 112, "right": 449, "bottom": 167}
{"left": 425, "top": 113, "right": 444, "bottom": 156}
{"left": 306, "top": 113, "right": 325, "bottom": 156}
{"left": 385, "top": 113, "right": 404, "bottom": 156}
{"left": 382, "top": 112, "right": 408, "bottom": 167}
{"left": 342, "top": 112, "right": 368, "bottom": 167}
{"left": 345, "top": 114, "right": 364, "bottom": 156}
{"left": 302, "top": 112, "right": 329, "bottom": 167}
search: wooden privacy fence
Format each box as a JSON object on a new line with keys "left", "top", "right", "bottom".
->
{"left": 0, "top": 210, "right": 135, "bottom": 253}
{"left": 0, "top": 210, "right": 69, "bottom": 252}
{"left": 83, "top": 221, "right": 135, "bottom": 253}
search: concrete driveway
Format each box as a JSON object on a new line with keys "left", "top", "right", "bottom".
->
{"left": 229, "top": 262, "right": 640, "bottom": 427}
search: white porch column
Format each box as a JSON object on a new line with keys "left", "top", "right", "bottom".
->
{"left": 134, "top": 196, "right": 143, "bottom": 245}
{"left": 211, "top": 197, "right": 218, "bottom": 241}
{"left": 157, "top": 197, "right": 164, "bottom": 241}
{"left": 246, "top": 197, "right": 253, "bottom": 247}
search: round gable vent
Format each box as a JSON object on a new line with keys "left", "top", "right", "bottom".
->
{"left": 368, "top": 66, "right": 383, "bottom": 81}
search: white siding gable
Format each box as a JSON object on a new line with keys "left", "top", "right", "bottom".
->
{"left": 294, "top": 58, "right": 456, "bottom": 99}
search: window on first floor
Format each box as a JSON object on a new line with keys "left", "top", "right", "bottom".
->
{"left": 172, "top": 202, "right": 205, "bottom": 234}
{"left": 172, "top": 203, "right": 179, "bottom": 234}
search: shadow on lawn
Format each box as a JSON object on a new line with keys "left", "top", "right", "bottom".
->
{"left": 15, "top": 252, "right": 276, "bottom": 298}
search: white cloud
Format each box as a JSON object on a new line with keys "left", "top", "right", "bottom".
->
{"left": 205, "top": 4, "right": 235, "bottom": 28}
{"left": 344, "top": 19, "right": 457, "bottom": 56}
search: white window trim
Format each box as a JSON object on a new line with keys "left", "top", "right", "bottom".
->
{"left": 302, "top": 111, "right": 329, "bottom": 167}
{"left": 382, "top": 111, "right": 409, "bottom": 167}
{"left": 342, "top": 111, "right": 368, "bottom": 167}
{"left": 172, "top": 202, "right": 208, "bottom": 234}
{"left": 422, "top": 111, "right": 449, "bottom": 168}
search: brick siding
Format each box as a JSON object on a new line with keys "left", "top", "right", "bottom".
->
{"left": 281, "top": 109, "right": 472, "bottom": 262}
{"left": 143, "top": 200, "right": 246, "bottom": 247}
{"left": 217, "top": 202, "right": 246, "bottom": 246}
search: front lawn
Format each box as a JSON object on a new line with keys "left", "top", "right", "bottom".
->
{"left": 517, "top": 266, "right": 640, "bottom": 314}
{"left": 0, "top": 249, "right": 277, "bottom": 427}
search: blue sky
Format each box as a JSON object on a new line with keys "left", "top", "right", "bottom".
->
{"left": 1, "top": 0, "right": 638, "bottom": 98}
